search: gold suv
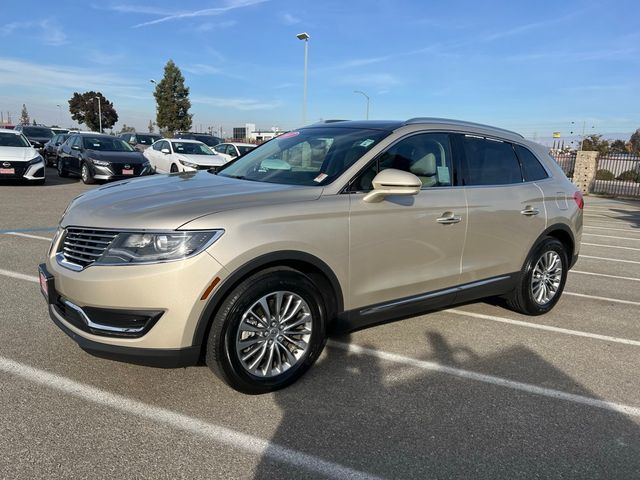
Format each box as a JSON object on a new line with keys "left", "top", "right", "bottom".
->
{"left": 39, "top": 118, "right": 583, "bottom": 393}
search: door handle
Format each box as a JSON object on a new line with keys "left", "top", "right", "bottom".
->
{"left": 437, "top": 214, "right": 462, "bottom": 224}
{"left": 520, "top": 207, "right": 540, "bottom": 216}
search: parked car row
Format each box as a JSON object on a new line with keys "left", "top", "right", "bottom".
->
{"left": 2, "top": 122, "right": 257, "bottom": 185}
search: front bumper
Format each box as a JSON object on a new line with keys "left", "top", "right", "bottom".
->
{"left": 90, "top": 163, "right": 153, "bottom": 181}
{"left": 41, "top": 246, "right": 228, "bottom": 361}
{"left": 0, "top": 159, "right": 45, "bottom": 181}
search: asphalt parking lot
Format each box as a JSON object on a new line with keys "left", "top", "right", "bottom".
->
{"left": 1, "top": 170, "right": 639, "bottom": 479}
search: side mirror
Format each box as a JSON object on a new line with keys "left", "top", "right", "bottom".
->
{"left": 363, "top": 168, "right": 422, "bottom": 203}
{"left": 161, "top": 148, "right": 170, "bottom": 154}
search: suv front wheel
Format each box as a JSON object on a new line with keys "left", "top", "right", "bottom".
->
{"left": 505, "top": 237, "right": 568, "bottom": 315}
{"left": 206, "top": 268, "right": 328, "bottom": 394}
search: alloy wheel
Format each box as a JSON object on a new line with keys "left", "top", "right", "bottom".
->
{"left": 235, "top": 291, "right": 312, "bottom": 378}
{"left": 531, "top": 251, "right": 563, "bottom": 305}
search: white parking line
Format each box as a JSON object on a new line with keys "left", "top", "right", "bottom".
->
{"left": 447, "top": 309, "right": 640, "bottom": 346}
{"left": 4, "top": 231, "right": 52, "bottom": 241}
{"left": 564, "top": 292, "right": 640, "bottom": 306}
{"left": 328, "top": 341, "right": 640, "bottom": 418}
{"left": 571, "top": 270, "right": 640, "bottom": 282}
{"left": 583, "top": 233, "right": 640, "bottom": 242}
{"left": 585, "top": 226, "right": 640, "bottom": 234}
{"left": 0, "top": 269, "right": 38, "bottom": 283}
{"left": 0, "top": 357, "right": 381, "bottom": 480}
{"left": 579, "top": 255, "right": 640, "bottom": 265}
{"left": 582, "top": 242, "right": 640, "bottom": 252}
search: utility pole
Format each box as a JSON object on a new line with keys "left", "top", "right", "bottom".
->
{"left": 93, "top": 96, "right": 102, "bottom": 133}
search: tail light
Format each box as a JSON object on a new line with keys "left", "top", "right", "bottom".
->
{"left": 573, "top": 191, "right": 584, "bottom": 210}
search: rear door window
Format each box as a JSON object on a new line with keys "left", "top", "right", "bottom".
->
{"left": 460, "top": 135, "right": 523, "bottom": 185}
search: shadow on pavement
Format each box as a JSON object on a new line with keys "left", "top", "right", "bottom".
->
{"left": 253, "top": 331, "right": 640, "bottom": 479}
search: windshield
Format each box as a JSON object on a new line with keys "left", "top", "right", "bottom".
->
{"left": 22, "top": 127, "right": 53, "bottom": 138}
{"left": 137, "top": 134, "right": 160, "bottom": 145}
{"left": 0, "top": 132, "right": 31, "bottom": 147}
{"left": 83, "top": 136, "right": 135, "bottom": 152}
{"left": 218, "top": 127, "right": 389, "bottom": 186}
{"left": 237, "top": 145, "right": 255, "bottom": 155}
{"left": 171, "top": 141, "right": 214, "bottom": 155}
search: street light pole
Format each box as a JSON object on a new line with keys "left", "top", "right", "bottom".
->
{"left": 56, "top": 104, "right": 62, "bottom": 127}
{"left": 93, "top": 97, "right": 102, "bottom": 133}
{"left": 353, "top": 90, "right": 370, "bottom": 120}
{"left": 296, "top": 32, "right": 310, "bottom": 125}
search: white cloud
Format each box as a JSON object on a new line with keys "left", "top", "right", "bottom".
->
{"left": 280, "top": 12, "right": 301, "bottom": 25}
{"left": 119, "top": 0, "right": 269, "bottom": 28}
{"left": 0, "top": 57, "right": 142, "bottom": 95}
{"left": 1, "top": 18, "right": 68, "bottom": 46}
{"left": 192, "top": 95, "right": 282, "bottom": 111}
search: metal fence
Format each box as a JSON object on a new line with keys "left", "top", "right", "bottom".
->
{"left": 550, "top": 152, "right": 640, "bottom": 198}
{"left": 551, "top": 152, "right": 576, "bottom": 180}
{"left": 593, "top": 153, "right": 640, "bottom": 197}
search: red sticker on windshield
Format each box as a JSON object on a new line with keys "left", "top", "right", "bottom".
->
{"left": 278, "top": 131, "right": 300, "bottom": 139}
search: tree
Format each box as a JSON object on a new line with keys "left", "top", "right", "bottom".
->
{"left": 630, "top": 129, "right": 640, "bottom": 156}
{"left": 581, "top": 134, "right": 610, "bottom": 155}
{"left": 20, "top": 104, "right": 30, "bottom": 125}
{"left": 154, "top": 60, "right": 192, "bottom": 134}
{"left": 68, "top": 91, "right": 118, "bottom": 131}
{"left": 148, "top": 120, "right": 155, "bottom": 133}
{"left": 610, "top": 139, "right": 629, "bottom": 154}
{"left": 119, "top": 124, "right": 136, "bottom": 134}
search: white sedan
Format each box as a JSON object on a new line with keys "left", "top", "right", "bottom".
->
{"left": 144, "top": 139, "right": 228, "bottom": 173}
{"left": 212, "top": 142, "right": 256, "bottom": 162}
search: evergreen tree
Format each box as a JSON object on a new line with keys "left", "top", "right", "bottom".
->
{"left": 154, "top": 60, "right": 192, "bottom": 134}
{"left": 20, "top": 104, "right": 30, "bottom": 125}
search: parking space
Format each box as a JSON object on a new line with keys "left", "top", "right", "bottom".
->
{"left": 1, "top": 174, "right": 639, "bottom": 478}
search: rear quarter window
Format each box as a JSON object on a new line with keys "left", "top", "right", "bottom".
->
{"left": 514, "top": 145, "right": 549, "bottom": 181}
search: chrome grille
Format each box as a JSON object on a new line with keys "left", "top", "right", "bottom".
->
{"left": 60, "top": 227, "right": 119, "bottom": 268}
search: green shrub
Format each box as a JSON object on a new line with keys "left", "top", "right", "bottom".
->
{"left": 595, "top": 169, "right": 614, "bottom": 180}
{"left": 616, "top": 170, "right": 640, "bottom": 182}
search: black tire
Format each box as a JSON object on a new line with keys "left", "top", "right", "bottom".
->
{"left": 170, "top": 163, "right": 179, "bottom": 173}
{"left": 57, "top": 160, "right": 68, "bottom": 178}
{"left": 81, "top": 162, "right": 95, "bottom": 184}
{"left": 205, "top": 268, "right": 328, "bottom": 394}
{"left": 504, "top": 237, "right": 568, "bottom": 315}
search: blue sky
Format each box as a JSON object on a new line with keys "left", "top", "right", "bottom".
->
{"left": 0, "top": 0, "right": 638, "bottom": 142}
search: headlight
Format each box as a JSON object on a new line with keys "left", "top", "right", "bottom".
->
{"left": 28, "top": 155, "right": 44, "bottom": 165}
{"left": 90, "top": 158, "right": 110, "bottom": 167}
{"left": 179, "top": 159, "right": 198, "bottom": 168}
{"left": 95, "top": 230, "right": 224, "bottom": 265}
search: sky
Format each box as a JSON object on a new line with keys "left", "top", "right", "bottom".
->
{"left": 0, "top": 0, "right": 638, "bottom": 143}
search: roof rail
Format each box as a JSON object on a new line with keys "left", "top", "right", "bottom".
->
{"left": 403, "top": 117, "right": 524, "bottom": 138}
{"left": 319, "top": 119, "right": 349, "bottom": 123}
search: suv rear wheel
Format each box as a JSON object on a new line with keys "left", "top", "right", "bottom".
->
{"left": 505, "top": 237, "right": 568, "bottom": 315}
{"left": 206, "top": 268, "right": 327, "bottom": 394}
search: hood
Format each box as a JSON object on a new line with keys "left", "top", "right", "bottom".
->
{"left": 26, "top": 136, "right": 52, "bottom": 145}
{"left": 62, "top": 171, "right": 322, "bottom": 230}
{"left": 0, "top": 146, "right": 39, "bottom": 162}
{"left": 178, "top": 153, "right": 227, "bottom": 166}
{"left": 86, "top": 150, "right": 146, "bottom": 164}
